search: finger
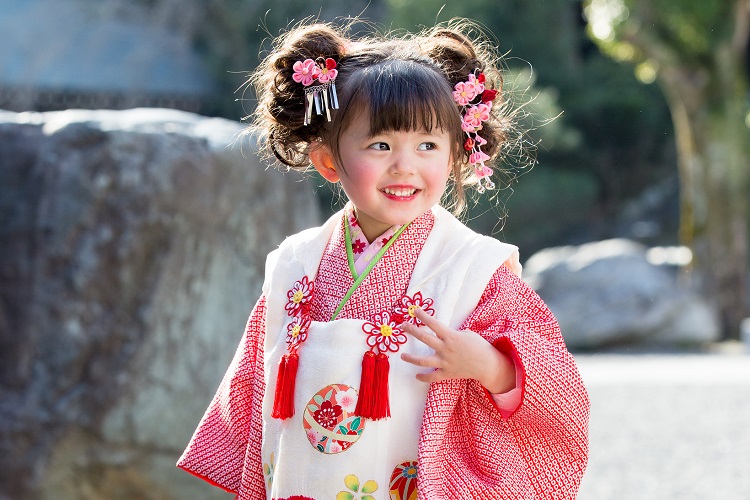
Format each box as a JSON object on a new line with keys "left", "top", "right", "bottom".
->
{"left": 412, "top": 308, "right": 450, "bottom": 339}
{"left": 415, "top": 369, "right": 448, "bottom": 384}
{"left": 400, "top": 352, "right": 442, "bottom": 369}
{"left": 400, "top": 322, "right": 441, "bottom": 350}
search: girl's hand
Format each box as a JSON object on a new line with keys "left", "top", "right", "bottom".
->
{"left": 399, "top": 308, "right": 515, "bottom": 394}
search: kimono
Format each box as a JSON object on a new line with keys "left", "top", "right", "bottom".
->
{"left": 178, "top": 205, "right": 590, "bottom": 500}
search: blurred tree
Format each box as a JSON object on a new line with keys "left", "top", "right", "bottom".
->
{"left": 584, "top": 0, "right": 750, "bottom": 339}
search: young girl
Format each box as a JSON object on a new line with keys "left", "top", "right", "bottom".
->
{"left": 178, "top": 20, "right": 589, "bottom": 500}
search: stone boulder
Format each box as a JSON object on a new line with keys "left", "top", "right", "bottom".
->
{"left": 0, "top": 108, "right": 321, "bottom": 499}
{"left": 523, "top": 239, "right": 720, "bottom": 350}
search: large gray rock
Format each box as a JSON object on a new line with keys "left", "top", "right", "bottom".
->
{"left": 523, "top": 239, "right": 720, "bottom": 350}
{"left": 0, "top": 108, "right": 321, "bottom": 499}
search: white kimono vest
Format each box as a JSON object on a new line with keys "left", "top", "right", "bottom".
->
{"left": 260, "top": 206, "right": 517, "bottom": 499}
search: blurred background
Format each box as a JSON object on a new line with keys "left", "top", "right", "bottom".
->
{"left": 0, "top": 0, "right": 748, "bottom": 499}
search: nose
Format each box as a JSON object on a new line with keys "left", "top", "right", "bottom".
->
{"left": 389, "top": 149, "right": 416, "bottom": 175}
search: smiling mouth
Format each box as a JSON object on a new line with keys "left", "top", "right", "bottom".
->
{"left": 382, "top": 187, "right": 417, "bottom": 197}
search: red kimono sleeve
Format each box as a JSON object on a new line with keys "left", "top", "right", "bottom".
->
{"left": 418, "top": 266, "right": 590, "bottom": 499}
{"left": 177, "top": 295, "right": 268, "bottom": 499}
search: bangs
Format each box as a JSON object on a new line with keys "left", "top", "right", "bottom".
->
{"left": 344, "top": 59, "right": 461, "bottom": 136}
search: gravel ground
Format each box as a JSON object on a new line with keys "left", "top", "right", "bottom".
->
{"left": 574, "top": 353, "right": 750, "bottom": 500}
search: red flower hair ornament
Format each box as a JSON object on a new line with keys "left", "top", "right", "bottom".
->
{"left": 453, "top": 71, "right": 498, "bottom": 193}
{"left": 292, "top": 57, "right": 340, "bottom": 125}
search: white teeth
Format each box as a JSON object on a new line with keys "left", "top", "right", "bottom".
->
{"left": 383, "top": 188, "right": 416, "bottom": 197}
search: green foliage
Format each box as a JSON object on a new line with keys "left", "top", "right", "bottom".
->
{"left": 386, "top": 0, "right": 675, "bottom": 247}
{"left": 585, "top": 0, "right": 736, "bottom": 64}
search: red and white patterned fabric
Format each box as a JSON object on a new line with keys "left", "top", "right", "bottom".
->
{"left": 344, "top": 204, "right": 401, "bottom": 275}
{"left": 177, "top": 206, "right": 589, "bottom": 499}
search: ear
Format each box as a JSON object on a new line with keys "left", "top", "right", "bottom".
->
{"left": 309, "top": 143, "right": 340, "bottom": 183}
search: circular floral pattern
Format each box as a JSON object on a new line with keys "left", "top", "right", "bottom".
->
{"left": 303, "top": 384, "right": 365, "bottom": 454}
{"left": 389, "top": 461, "right": 418, "bottom": 500}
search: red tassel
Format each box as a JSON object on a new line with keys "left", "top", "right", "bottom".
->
{"left": 355, "top": 351, "right": 376, "bottom": 417}
{"left": 355, "top": 351, "right": 391, "bottom": 420}
{"left": 271, "top": 352, "right": 299, "bottom": 419}
{"left": 372, "top": 352, "right": 391, "bottom": 419}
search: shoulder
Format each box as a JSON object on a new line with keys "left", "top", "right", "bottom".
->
{"left": 429, "top": 205, "right": 519, "bottom": 269}
{"left": 263, "top": 209, "right": 343, "bottom": 293}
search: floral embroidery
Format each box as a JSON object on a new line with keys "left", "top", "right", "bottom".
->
{"left": 380, "top": 236, "right": 391, "bottom": 246}
{"left": 335, "top": 386, "right": 359, "bottom": 413}
{"left": 285, "top": 276, "right": 314, "bottom": 316}
{"left": 393, "top": 291, "right": 435, "bottom": 326}
{"left": 306, "top": 428, "right": 323, "bottom": 445}
{"left": 263, "top": 452, "right": 276, "bottom": 490}
{"left": 352, "top": 238, "right": 366, "bottom": 254}
{"left": 303, "top": 384, "right": 365, "bottom": 454}
{"left": 313, "top": 400, "right": 342, "bottom": 428}
{"left": 362, "top": 311, "right": 407, "bottom": 353}
{"left": 389, "top": 461, "right": 418, "bottom": 500}
{"left": 285, "top": 315, "right": 311, "bottom": 347}
{"left": 337, "top": 474, "right": 378, "bottom": 500}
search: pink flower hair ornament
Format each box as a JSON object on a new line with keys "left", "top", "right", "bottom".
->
{"left": 292, "top": 57, "right": 340, "bottom": 125}
{"left": 453, "top": 71, "right": 498, "bottom": 193}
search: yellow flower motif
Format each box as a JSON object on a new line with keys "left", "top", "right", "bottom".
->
{"left": 262, "top": 452, "right": 275, "bottom": 489}
{"left": 292, "top": 289, "right": 304, "bottom": 303}
{"left": 380, "top": 324, "right": 393, "bottom": 337}
{"left": 407, "top": 305, "right": 418, "bottom": 317}
{"left": 336, "top": 473, "right": 378, "bottom": 500}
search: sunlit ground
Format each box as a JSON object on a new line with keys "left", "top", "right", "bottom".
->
{"left": 576, "top": 350, "right": 750, "bottom": 500}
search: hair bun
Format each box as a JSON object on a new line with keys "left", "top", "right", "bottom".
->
{"left": 251, "top": 24, "right": 348, "bottom": 168}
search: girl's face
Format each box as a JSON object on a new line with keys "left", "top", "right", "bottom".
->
{"left": 335, "top": 113, "right": 453, "bottom": 242}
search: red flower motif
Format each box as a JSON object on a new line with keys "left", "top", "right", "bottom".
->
{"left": 286, "top": 315, "right": 311, "bottom": 347}
{"left": 349, "top": 214, "right": 359, "bottom": 227}
{"left": 380, "top": 236, "right": 391, "bottom": 246}
{"left": 285, "top": 276, "right": 314, "bottom": 316}
{"left": 317, "top": 58, "right": 338, "bottom": 83}
{"left": 313, "top": 400, "right": 342, "bottom": 429}
{"left": 482, "top": 89, "right": 498, "bottom": 103}
{"left": 394, "top": 291, "right": 435, "bottom": 326}
{"left": 362, "top": 311, "right": 407, "bottom": 353}
{"left": 352, "top": 238, "right": 366, "bottom": 254}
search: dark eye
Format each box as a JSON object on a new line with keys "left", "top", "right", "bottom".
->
{"left": 368, "top": 142, "right": 390, "bottom": 151}
{"left": 418, "top": 142, "right": 437, "bottom": 151}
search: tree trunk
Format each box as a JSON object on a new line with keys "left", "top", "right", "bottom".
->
{"left": 659, "top": 43, "right": 750, "bottom": 340}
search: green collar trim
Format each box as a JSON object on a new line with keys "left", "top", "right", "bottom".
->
{"left": 333, "top": 219, "right": 410, "bottom": 321}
